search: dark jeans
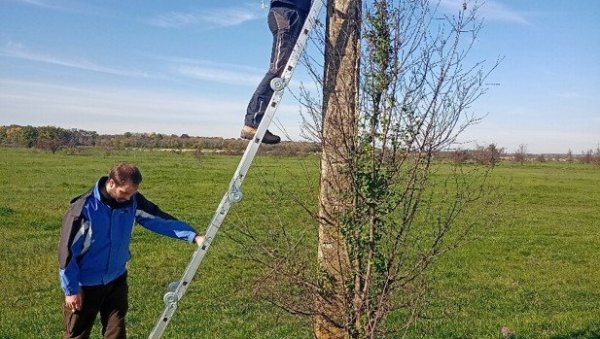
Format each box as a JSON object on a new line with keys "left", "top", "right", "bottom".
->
{"left": 63, "top": 273, "right": 128, "bottom": 339}
{"left": 244, "top": 5, "right": 307, "bottom": 128}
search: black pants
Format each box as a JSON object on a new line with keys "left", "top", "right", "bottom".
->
{"left": 63, "top": 273, "right": 128, "bottom": 339}
{"left": 245, "top": 5, "right": 307, "bottom": 128}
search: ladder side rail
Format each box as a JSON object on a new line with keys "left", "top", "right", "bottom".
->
{"left": 148, "top": 1, "right": 325, "bottom": 337}
{"left": 148, "top": 194, "right": 231, "bottom": 338}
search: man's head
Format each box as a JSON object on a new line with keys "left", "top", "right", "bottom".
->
{"left": 106, "top": 163, "right": 142, "bottom": 202}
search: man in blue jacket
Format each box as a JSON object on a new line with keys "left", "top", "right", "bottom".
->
{"left": 58, "top": 163, "right": 204, "bottom": 339}
{"left": 240, "top": 0, "right": 313, "bottom": 144}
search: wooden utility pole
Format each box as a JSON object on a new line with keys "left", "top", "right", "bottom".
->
{"left": 315, "top": 0, "right": 361, "bottom": 337}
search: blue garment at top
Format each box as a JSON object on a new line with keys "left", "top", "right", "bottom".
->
{"left": 58, "top": 177, "right": 197, "bottom": 295}
{"left": 272, "top": 0, "right": 312, "bottom": 14}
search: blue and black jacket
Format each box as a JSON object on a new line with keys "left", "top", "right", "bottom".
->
{"left": 58, "top": 177, "right": 198, "bottom": 296}
{"left": 272, "top": 0, "right": 312, "bottom": 14}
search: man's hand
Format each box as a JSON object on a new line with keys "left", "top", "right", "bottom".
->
{"left": 65, "top": 294, "right": 81, "bottom": 312}
{"left": 194, "top": 234, "right": 205, "bottom": 247}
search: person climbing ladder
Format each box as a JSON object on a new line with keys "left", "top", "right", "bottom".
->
{"left": 149, "top": 1, "right": 324, "bottom": 337}
{"left": 241, "top": 0, "right": 313, "bottom": 144}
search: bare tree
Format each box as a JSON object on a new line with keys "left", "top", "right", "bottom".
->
{"left": 229, "top": 0, "right": 498, "bottom": 337}
{"left": 580, "top": 149, "right": 594, "bottom": 164}
{"left": 536, "top": 154, "right": 546, "bottom": 163}
{"left": 566, "top": 149, "right": 574, "bottom": 163}
{"left": 513, "top": 144, "right": 528, "bottom": 165}
{"left": 472, "top": 143, "right": 504, "bottom": 165}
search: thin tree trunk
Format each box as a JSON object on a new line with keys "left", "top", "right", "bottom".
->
{"left": 315, "top": 0, "right": 361, "bottom": 337}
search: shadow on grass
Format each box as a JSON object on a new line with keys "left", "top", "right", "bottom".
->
{"left": 0, "top": 206, "right": 15, "bottom": 217}
{"left": 551, "top": 327, "right": 600, "bottom": 339}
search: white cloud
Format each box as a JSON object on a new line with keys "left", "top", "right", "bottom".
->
{"left": 0, "top": 79, "right": 302, "bottom": 139}
{"left": 147, "top": 5, "right": 263, "bottom": 28}
{"left": 438, "top": 0, "right": 531, "bottom": 25}
{"left": 174, "top": 64, "right": 262, "bottom": 86}
{"left": 1, "top": 0, "right": 105, "bottom": 15}
{"left": 151, "top": 55, "right": 264, "bottom": 73}
{"left": 3, "top": 0, "right": 55, "bottom": 9}
{"left": 146, "top": 54, "right": 265, "bottom": 86}
{"left": 151, "top": 54, "right": 318, "bottom": 93}
{"left": 480, "top": 1, "right": 531, "bottom": 25}
{"left": 556, "top": 91, "right": 585, "bottom": 100}
{"left": 0, "top": 44, "right": 158, "bottom": 79}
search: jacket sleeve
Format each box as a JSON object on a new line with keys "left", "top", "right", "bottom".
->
{"left": 58, "top": 198, "right": 89, "bottom": 296}
{"left": 135, "top": 193, "right": 198, "bottom": 243}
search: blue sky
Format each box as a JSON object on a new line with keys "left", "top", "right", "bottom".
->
{"left": 0, "top": 0, "right": 598, "bottom": 154}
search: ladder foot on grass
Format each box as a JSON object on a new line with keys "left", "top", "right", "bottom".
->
{"left": 147, "top": 1, "right": 325, "bottom": 338}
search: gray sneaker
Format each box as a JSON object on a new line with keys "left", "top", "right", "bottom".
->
{"left": 240, "top": 125, "right": 281, "bottom": 144}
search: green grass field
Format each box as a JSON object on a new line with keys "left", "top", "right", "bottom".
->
{"left": 1, "top": 147, "right": 599, "bottom": 338}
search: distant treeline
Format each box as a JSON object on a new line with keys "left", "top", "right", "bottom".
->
{"left": 1, "top": 124, "right": 598, "bottom": 164}
{"left": 0, "top": 124, "right": 321, "bottom": 156}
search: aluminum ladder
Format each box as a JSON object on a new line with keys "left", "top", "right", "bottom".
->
{"left": 148, "top": 1, "right": 324, "bottom": 337}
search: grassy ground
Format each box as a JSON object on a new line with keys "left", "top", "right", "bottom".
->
{"left": 0, "top": 147, "right": 599, "bottom": 338}
{"left": 416, "top": 162, "right": 600, "bottom": 338}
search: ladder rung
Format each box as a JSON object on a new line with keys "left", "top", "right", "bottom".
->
{"left": 147, "top": 1, "right": 325, "bottom": 338}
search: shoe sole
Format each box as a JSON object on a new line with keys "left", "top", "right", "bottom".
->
{"left": 240, "top": 132, "right": 280, "bottom": 144}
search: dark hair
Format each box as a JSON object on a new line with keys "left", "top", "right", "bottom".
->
{"left": 109, "top": 163, "right": 142, "bottom": 186}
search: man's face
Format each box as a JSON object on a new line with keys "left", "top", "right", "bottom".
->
{"left": 106, "top": 179, "right": 138, "bottom": 203}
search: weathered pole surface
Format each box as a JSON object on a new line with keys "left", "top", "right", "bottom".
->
{"left": 315, "top": 0, "right": 361, "bottom": 337}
